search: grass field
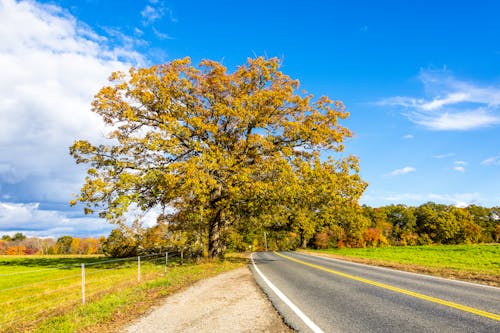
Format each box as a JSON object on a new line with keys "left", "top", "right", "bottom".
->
{"left": 0, "top": 254, "right": 244, "bottom": 332}
{"left": 305, "top": 244, "right": 500, "bottom": 286}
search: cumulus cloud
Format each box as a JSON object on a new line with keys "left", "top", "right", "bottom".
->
{"left": 0, "top": 202, "right": 113, "bottom": 237}
{"left": 0, "top": 0, "right": 142, "bottom": 196}
{"left": 481, "top": 156, "right": 500, "bottom": 166}
{"left": 378, "top": 70, "right": 500, "bottom": 130}
{"left": 0, "top": 0, "right": 144, "bottom": 235}
{"left": 386, "top": 166, "right": 416, "bottom": 176}
{"left": 0, "top": 201, "right": 167, "bottom": 238}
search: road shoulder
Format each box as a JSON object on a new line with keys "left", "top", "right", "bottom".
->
{"left": 123, "top": 266, "right": 292, "bottom": 333}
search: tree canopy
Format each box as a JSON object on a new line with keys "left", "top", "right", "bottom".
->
{"left": 70, "top": 57, "right": 366, "bottom": 257}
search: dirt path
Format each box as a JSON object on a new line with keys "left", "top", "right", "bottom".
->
{"left": 123, "top": 267, "right": 292, "bottom": 333}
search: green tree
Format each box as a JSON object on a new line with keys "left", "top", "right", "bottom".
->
{"left": 384, "top": 204, "right": 417, "bottom": 245}
{"left": 55, "top": 236, "right": 73, "bottom": 254}
{"left": 415, "top": 203, "right": 462, "bottom": 244}
{"left": 12, "top": 233, "right": 26, "bottom": 242}
{"left": 102, "top": 229, "right": 138, "bottom": 257}
{"left": 451, "top": 207, "right": 481, "bottom": 244}
{"left": 70, "top": 57, "right": 364, "bottom": 258}
{"left": 466, "top": 205, "right": 498, "bottom": 242}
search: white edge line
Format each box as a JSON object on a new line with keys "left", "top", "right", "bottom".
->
{"left": 296, "top": 251, "right": 500, "bottom": 290}
{"left": 250, "top": 253, "right": 324, "bottom": 333}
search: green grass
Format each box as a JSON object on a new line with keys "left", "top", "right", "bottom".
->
{"left": 306, "top": 244, "right": 500, "bottom": 283}
{"left": 0, "top": 254, "right": 244, "bottom": 332}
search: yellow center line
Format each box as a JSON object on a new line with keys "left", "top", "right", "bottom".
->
{"left": 274, "top": 251, "right": 500, "bottom": 322}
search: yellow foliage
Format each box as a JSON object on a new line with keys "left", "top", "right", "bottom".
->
{"left": 70, "top": 57, "right": 365, "bottom": 257}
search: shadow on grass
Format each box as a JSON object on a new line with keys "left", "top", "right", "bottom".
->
{"left": 0, "top": 251, "right": 252, "bottom": 271}
{"left": 223, "top": 252, "right": 250, "bottom": 264}
{"left": 0, "top": 256, "right": 137, "bottom": 270}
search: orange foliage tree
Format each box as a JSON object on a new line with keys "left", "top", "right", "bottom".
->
{"left": 70, "top": 57, "right": 364, "bottom": 257}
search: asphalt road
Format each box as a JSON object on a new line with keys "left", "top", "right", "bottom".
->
{"left": 250, "top": 251, "right": 500, "bottom": 333}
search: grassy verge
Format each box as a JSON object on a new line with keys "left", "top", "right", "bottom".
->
{"left": 0, "top": 254, "right": 245, "bottom": 332}
{"left": 301, "top": 244, "right": 500, "bottom": 286}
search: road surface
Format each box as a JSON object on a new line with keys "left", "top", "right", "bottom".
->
{"left": 250, "top": 251, "right": 500, "bottom": 333}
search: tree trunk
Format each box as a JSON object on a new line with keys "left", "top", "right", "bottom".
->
{"left": 300, "top": 231, "right": 308, "bottom": 248}
{"left": 208, "top": 211, "right": 223, "bottom": 259}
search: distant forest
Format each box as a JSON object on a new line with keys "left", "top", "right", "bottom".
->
{"left": 0, "top": 233, "right": 105, "bottom": 255}
{"left": 1, "top": 202, "right": 498, "bottom": 257}
{"left": 320, "top": 203, "right": 499, "bottom": 248}
{"left": 235, "top": 202, "right": 500, "bottom": 252}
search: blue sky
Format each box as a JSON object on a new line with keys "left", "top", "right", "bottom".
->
{"left": 0, "top": 0, "right": 499, "bottom": 237}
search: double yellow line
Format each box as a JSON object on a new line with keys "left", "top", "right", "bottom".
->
{"left": 275, "top": 252, "right": 500, "bottom": 322}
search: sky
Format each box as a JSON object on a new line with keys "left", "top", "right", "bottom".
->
{"left": 0, "top": 0, "right": 499, "bottom": 238}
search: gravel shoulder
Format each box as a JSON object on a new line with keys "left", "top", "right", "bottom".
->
{"left": 123, "top": 266, "right": 293, "bottom": 333}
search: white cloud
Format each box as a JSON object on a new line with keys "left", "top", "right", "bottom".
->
{"left": 102, "top": 26, "right": 148, "bottom": 50}
{"left": 386, "top": 166, "right": 416, "bottom": 176}
{"left": 433, "top": 153, "right": 455, "bottom": 159}
{"left": 409, "top": 109, "right": 499, "bottom": 130}
{"left": 152, "top": 27, "right": 173, "bottom": 40}
{"left": 378, "top": 193, "right": 424, "bottom": 202}
{"left": 429, "top": 193, "right": 481, "bottom": 206}
{"left": 134, "top": 27, "right": 144, "bottom": 36}
{"left": 141, "top": 5, "right": 162, "bottom": 25}
{"left": 481, "top": 156, "right": 500, "bottom": 166}
{"left": 378, "top": 192, "right": 481, "bottom": 207}
{"left": 0, "top": 202, "right": 113, "bottom": 237}
{"left": 378, "top": 70, "right": 500, "bottom": 130}
{"left": 0, "top": 0, "right": 143, "bottom": 232}
{"left": 402, "top": 134, "right": 414, "bottom": 139}
{"left": 418, "top": 92, "right": 469, "bottom": 111}
{"left": 453, "top": 160, "right": 466, "bottom": 172}
{"left": 141, "top": 1, "right": 176, "bottom": 26}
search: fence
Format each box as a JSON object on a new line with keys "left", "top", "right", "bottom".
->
{"left": 0, "top": 252, "right": 179, "bottom": 332}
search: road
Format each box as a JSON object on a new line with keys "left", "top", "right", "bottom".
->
{"left": 250, "top": 251, "right": 500, "bottom": 333}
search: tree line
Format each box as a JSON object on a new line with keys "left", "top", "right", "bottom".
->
{"left": 311, "top": 203, "right": 500, "bottom": 249}
{"left": 0, "top": 233, "right": 105, "bottom": 255}
{"left": 2, "top": 202, "right": 498, "bottom": 257}
{"left": 212, "top": 202, "right": 499, "bottom": 251}
{"left": 90, "top": 202, "right": 500, "bottom": 258}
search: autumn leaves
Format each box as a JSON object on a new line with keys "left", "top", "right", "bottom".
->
{"left": 71, "top": 57, "right": 365, "bottom": 257}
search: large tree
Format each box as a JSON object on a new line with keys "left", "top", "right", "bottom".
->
{"left": 70, "top": 57, "right": 365, "bottom": 257}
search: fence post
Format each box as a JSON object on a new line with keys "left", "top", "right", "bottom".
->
{"left": 165, "top": 252, "right": 168, "bottom": 274}
{"left": 138, "top": 256, "right": 141, "bottom": 282}
{"left": 81, "top": 263, "right": 85, "bottom": 304}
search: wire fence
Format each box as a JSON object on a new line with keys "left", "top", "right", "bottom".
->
{"left": 0, "top": 252, "right": 182, "bottom": 332}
